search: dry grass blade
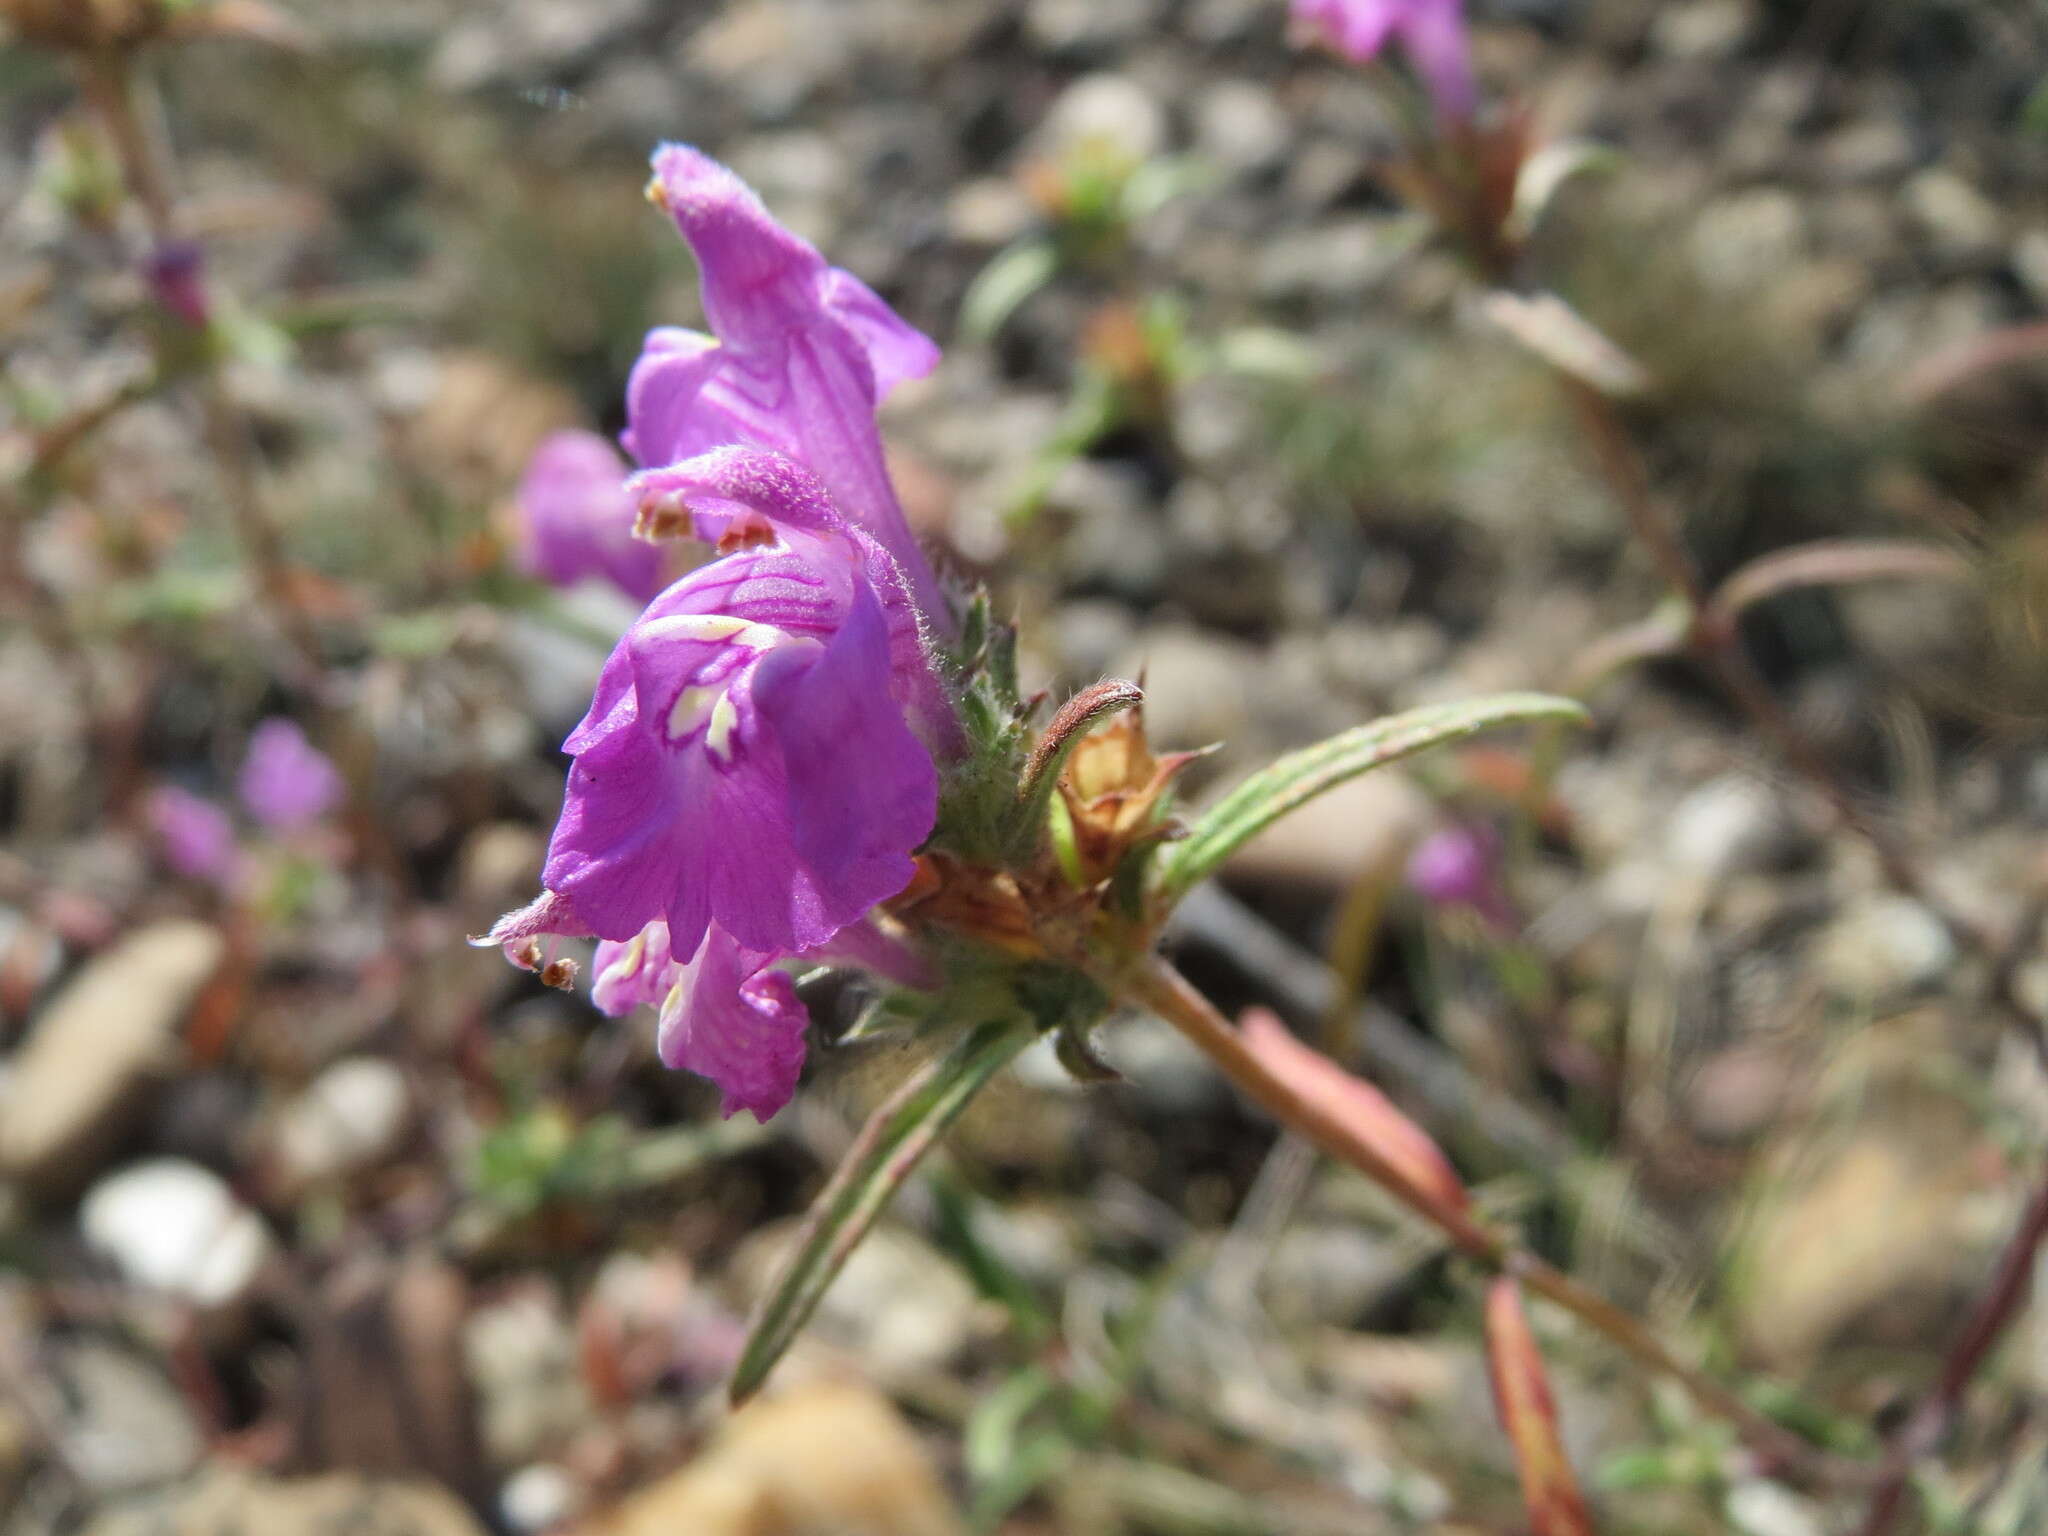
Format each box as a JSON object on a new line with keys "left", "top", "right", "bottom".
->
{"left": 1485, "top": 1277, "right": 1599, "bottom": 1536}
{"left": 1709, "top": 539, "right": 1975, "bottom": 625}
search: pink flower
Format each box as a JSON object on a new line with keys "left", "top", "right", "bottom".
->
{"left": 144, "top": 240, "right": 210, "bottom": 329}
{"left": 237, "top": 718, "right": 342, "bottom": 834}
{"left": 515, "top": 430, "right": 668, "bottom": 604}
{"left": 147, "top": 786, "right": 236, "bottom": 884}
{"left": 1405, "top": 823, "right": 1513, "bottom": 929}
{"left": 486, "top": 448, "right": 946, "bottom": 1120}
{"left": 1292, "top": 0, "right": 1477, "bottom": 122}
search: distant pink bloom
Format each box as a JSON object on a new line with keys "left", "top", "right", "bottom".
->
{"left": 237, "top": 719, "right": 342, "bottom": 834}
{"left": 1291, "top": 0, "right": 1477, "bottom": 122}
{"left": 147, "top": 786, "right": 236, "bottom": 883}
{"left": 144, "top": 240, "right": 210, "bottom": 329}
{"left": 1406, "top": 823, "right": 1513, "bottom": 928}
{"left": 515, "top": 430, "right": 668, "bottom": 604}
{"left": 624, "top": 143, "right": 952, "bottom": 630}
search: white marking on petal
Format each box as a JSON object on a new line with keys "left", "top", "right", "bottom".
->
{"left": 598, "top": 931, "right": 648, "bottom": 989}
{"left": 662, "top": 614, "right": 752, "bottom": 643}
{"left": 705, "top": 693, "right": 740, "bottom": 762}
{"left": 666, "top": 684, "right": 723, "bottom": 741}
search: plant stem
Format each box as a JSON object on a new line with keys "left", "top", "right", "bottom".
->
{"left": 77, "top": 48, "right": 322, "bottom": 683}
{"left": 77, "top": 46, "right": 412, "bottom": 894}
{"left": 1126, "top": 953, "right": 1868, "bottom": 1487}
{"left": 1559, "top": 376, "right": 2006, "bottom": 960}
{"left": 1852, "top": 1167, "right": 2048, "bottom": 1536}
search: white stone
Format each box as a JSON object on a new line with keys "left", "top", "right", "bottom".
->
{"left": 1194, "top": 82, "right": 1291, "bottom": 175}
{"left": 273, "top": 1058, "right": 411, "bottom": 1188}
{"left": 0, "top": 922, "right": 225, "bottom": 1196}
{"left": 1037, "top": 73, "right": 1168, "bottom": 165}
{"left": 1728, "top": 1480, "right": 1823, "bottom": 1536}
{"left": 1814, "top": 895, "right": 1957, "bottom": 998}
{"left": 80, "top": 1159, "right": 271, "bottom": 1309}
{"left": 1904, "top": 169, "right": 2005, "bottom": 262}
{"left": 1665, "top": 775, "right": 1786, "bottom": 880}
{"left": 500, "top": 1463, "right": 582, "bottom": 1533}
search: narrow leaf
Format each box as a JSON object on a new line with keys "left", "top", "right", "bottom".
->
{"left": 1707, "top": 539, "right": 1973, "bottom": 623}
{"left": 1238, "top": 1007, "right": 1467, "bottom": 1217}
{"left": 1486, "top": 1277, "right": 1599, "bottom": 1536}
{"left": 960, "top": 240, "right": 1059, "bottom": 345}
{"left": 1155, "top": 693, "right": 1588, "bottom": 905}
{"left": 729, "top": 1019, "right": 1033, "bottom": 1404}
{"left": 1482, "top": 290, "right": 1650, "bottom": 398}
{"left": 1508, "top": 139, "right": 1624, "bottom": 243}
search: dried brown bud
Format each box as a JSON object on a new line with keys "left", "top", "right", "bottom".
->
{"left": 889, "top": 853, "right": 1044, "bottom": 959}
{"left": 1055, "top": 709, "right": 1204, "bottom": 888}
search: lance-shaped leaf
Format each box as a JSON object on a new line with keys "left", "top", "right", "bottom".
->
{"left": 960, "top": 239, "right": 1059, "bottom": 345}
{"left": 1486, "top": 1277, "right": 1599, "bottom": 1536}
{"left": 1706, "top": 539, "right": 1973, "bottom": 625}
{"left": 730, "top": 1018, "right": 1033, "bottom": 1404}
{"left": 1239, "top": 1007, "right": 1468, "bottom": 1220}
{"left": 1154, "top": 693, "right": 1588, "bottom": 907}
{"left": 1481, "top": 290, "right": 1650, "bottom": 398}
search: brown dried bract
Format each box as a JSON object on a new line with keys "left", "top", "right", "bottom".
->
{"left": 1056, "top": 710, "right": 1203, "bottom": 888}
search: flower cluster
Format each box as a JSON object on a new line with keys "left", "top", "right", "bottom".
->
{"left": 488, "top": 144, "right": 961, "bottom": 1121}
{"left": 148, "top": 717, "right": 343, "bottom": 886}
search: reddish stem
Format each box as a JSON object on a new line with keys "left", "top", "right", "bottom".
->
{"left": 1854, "top": 1169, "right": 2048, "bottom": 1536}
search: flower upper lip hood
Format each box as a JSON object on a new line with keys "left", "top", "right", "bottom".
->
{"left": 626, "top": 142, "right": 954, "bottom": 632}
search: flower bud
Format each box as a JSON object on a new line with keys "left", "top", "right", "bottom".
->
{"left": 143, "top": 239, "right": 209, "bottom": 329}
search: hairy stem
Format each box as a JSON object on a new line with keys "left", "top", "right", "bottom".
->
{"left": 1127, "top": 954, "right": 1867, "bottom": 1487}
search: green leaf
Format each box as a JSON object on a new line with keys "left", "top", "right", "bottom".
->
{"left": 729, "top": 1018, "right": 1035, "bottom": 1404}
{"left": 959, "top": 240, "right": 1059, "bottom": 345}
{"left": 1153, "top": 693, "right": 1589, "bottom": 906}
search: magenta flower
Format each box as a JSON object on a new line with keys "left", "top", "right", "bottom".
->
{"left": 515, "top": 429, "right": 668, "bottom": 604}
{"left": 147, "top": 786, "right": 236, "bottom": 884}
{"left": 144, "top": 240, "right": 210, "bottom": 329}
{"left": 1406, "top": 822, "right": 1513, "bottom": 929}
{"left": 237, "top": 718, "right": 343, "bottom": 834}
{"left": 623, "top": 144, "right": 953, "bottom": 630}
{"left": 486, "top": 447, "right": 947, "bottom": 1119}
{"left": 1291, "top": 0, "right": 1477, "bottom": 123}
